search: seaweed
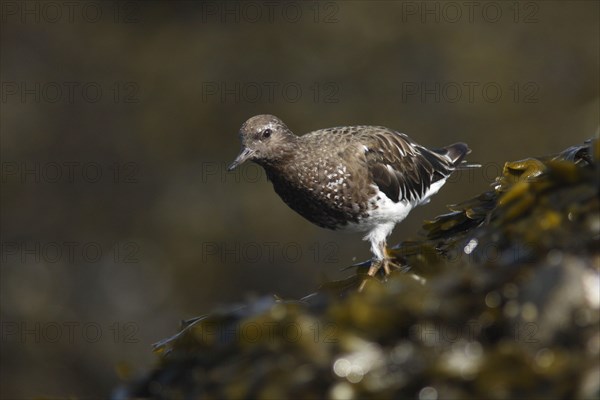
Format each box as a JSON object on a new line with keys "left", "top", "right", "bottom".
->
{"left": 116, "top": 139, "right": 599, "bottom": 400}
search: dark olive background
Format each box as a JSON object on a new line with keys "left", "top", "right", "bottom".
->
{"left": 1, "top": 1, "right": 598, "bottom": 398}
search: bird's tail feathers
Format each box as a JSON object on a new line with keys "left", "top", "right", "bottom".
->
{"left": 443, "top": 142, "right": 471, "bottom": 165}
{"left": 433, "top": 142, "right": 480, "bottom": 169}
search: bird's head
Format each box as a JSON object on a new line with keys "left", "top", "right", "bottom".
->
{"left": 228, "top": 114, "right": 296, "bottom": 171}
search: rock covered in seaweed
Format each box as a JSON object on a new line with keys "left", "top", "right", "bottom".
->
{"left": 116, "top": 139, "right": 599, "bottom": 400}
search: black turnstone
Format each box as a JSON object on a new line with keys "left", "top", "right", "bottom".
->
{"left": 228, "top": 115, "right": 472, "bottom": 288}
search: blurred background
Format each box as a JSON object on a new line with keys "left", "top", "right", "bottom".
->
{"left": 1, "top": 1, "right": 598, "bottom": 398}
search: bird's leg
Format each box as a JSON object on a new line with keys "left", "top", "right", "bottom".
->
{"left": 382, "top": 245, "right": 400, "bottom": 275}
{"left": 358, "top": 265, "right": 378, "bottom": 291}
{"left": 358, "top": 240, "right": 400, "bottom": 291}
{"left": 358, "top": 240, "right": 388, "bottom": 291}
{"left": 365, "top": 261, "right": 383, "bottom": 278}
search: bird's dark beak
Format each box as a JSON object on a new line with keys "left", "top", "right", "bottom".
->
{"left": 228, "top": 147, "right": 255, "bottom": 171}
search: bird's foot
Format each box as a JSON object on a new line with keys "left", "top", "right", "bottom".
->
{"left": 358, "top": 257, "right": 401, "bottom": 291}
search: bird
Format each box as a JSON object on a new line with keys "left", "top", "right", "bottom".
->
{"left": 228, "top": 114, "right": 472, "bottom": 289}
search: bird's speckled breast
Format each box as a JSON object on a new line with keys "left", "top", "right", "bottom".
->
{"left": 263, "top": 151, "right": 375, "bottom": 230}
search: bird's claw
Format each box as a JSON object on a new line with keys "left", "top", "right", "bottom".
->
{"left": 358, "top": 257, "right": 401, "bottom": 291}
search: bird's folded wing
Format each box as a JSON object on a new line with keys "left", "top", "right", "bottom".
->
{"left": 360, "top": 130, "right": 453, "bottom": 203}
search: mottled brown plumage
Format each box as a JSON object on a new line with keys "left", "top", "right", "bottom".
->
{"left": 228, "top": 114, "right": 472, "bottom": 287}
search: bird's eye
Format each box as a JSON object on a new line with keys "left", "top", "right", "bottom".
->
{"left": 262, "top": 128, "right": 272, "bottom": 139}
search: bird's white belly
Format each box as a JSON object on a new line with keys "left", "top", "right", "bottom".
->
{"left": 342, "top": 177, "right": 448, "bottom": 232}
{"left": 340, "top": 188, "right": 415, "bottom": 234}
{"left": 338, "top": 179, "right": 448, "bottom": 260}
